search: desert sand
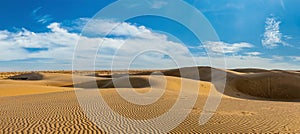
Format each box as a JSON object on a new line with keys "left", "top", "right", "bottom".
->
{"left": 0, "top": 67, "right": 300, "bottom": 133}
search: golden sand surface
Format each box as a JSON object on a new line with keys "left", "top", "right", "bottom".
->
{"left": 0, "top": 67, "right": 300, "bottom": 133}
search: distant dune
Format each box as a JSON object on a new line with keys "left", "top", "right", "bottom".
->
{"left": 8, "top": 72, "right": 44, "bottom": 80}
{"left": 230, "top": 68, "right": 270, "bottom": 73}
{"left": 0, "top": 66, "right": 300, "bottom": 133}
{"left": 231, "top": 71, "right": 300, "bottom": 99}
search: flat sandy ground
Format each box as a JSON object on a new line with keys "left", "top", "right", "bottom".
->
{"left": 0, "top": 67, "right": 300, "bottom": 133}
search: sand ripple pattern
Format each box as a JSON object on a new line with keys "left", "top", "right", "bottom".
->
{"left": 1, "top": 90, "right": 300, "bottom": 133}
{"left": 0, "top": 91, "right": 103, "bottom": 133}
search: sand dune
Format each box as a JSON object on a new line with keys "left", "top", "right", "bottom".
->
{"left": 230, "top": 68, "right": 271, "bottom": 73}
{"left": 0, "top": 84, "right": 73, "bottom": 97}
{"left": 0, "top": 66, "right": 300, "bottom": 133}
{"left": 66, "top": 77, "right": 151, "bottom": 88}
{"left": 144, "top": 67, "right": 300, "bottom": 100}
{"left": 8, "top": 72, "right": 44, "bottom": 80}
{"left": 231, "top": 71, "right": 300, "bottom": 100}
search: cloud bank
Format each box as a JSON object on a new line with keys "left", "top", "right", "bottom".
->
{"left": 0, "top": 18, "right": 299, "bottom": 71}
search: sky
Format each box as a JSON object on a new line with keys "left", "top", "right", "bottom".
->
{"left": 0, "top": 0, "right": 299, "bottom": 71}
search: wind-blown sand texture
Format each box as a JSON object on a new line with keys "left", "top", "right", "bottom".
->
{"left": 0, "top": 67, "right": 300, "bottom": 133}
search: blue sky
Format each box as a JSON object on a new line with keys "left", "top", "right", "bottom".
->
{"left": 0, "top": 0, "right": 299, "bottom": 71}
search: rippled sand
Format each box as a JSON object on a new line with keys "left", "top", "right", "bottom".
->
{"left": 0, "top": 67, "right": 300, "bottom": 133}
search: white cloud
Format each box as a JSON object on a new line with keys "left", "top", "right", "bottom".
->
{"left": 203, "top": 41, "right": 253, "bottom": 54}
{"left": 0, "top": 20, "right": 193, "bottom": 70}
{"left": 32, "top": 7, "right": 42, "bottom": 14}
{"left": 245, "top": 52, "right": 262, "bottom": 56}
{"left": 0, "top": 19, "right": 299, "bottom": 71}
{"left": 0, "top": 30, "right": 9, "bottom": 40}
{"left": 200, "top": 3, "right": 245, "bottom": 13}
{"left": 31, "top": 7, "right": 53, "bottom": 24}
{"left": 224, "top": 3, "right": 245, "bottom": 10}
{"left": 195, "top": 55, "right": 300, "bottom": 70}
{"left": 37, "top": 15, "right": 53, "bottom": 24}
{"left": 272, "top": 55, "right": 284, "bottom": 61}
{"left": 149, "top": 1, "right": 168, "bottom": 9}
{"left": 289, "top": 56, "right": 300, "bottom": 62}
{"left": 47, "top": 23, "right": 68, "bottom": 33}
{"left": 261, "top": 16, "right": 289, "bottom": 48}
{"left": 0, "top": 23, "right": 78, "bottom": 61}
{"left": 73, "top": 18, "right": 161, "bottom": 39}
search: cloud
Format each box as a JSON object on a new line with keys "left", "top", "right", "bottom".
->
{"left": 200, "top": 3, "right": 245, "bottom": 13}
{"left": 225, "top": 55, "right": 300, "bottom": 69}
{"left": 195, "top": 55, "right": 300, "bottom": 70}
{"left": 0, "top": 18, "right": 299, "bottom": 71}
{"left": 31, "top": 7, "right": 53, "bottom": 24}
{"left": 280, "top": 0, "right": 286, "bottom": 10}
{"left": 289, "top": 56, "right": 300, "bottom": 62}
{"left": 0, "top": 23, "right": 78, "bottom": 61}
{"left": 224, "top": 3, "right": 245, "bottom": 10}
{"left": 0, "top": 20, "right": 193, "bottom": 70}
{"left": 272, "top": 55, "right": 284, "bottom": 61}
{"left": 32, "top": 7, "right": 42, "bottom": 14}
{"left": 37, "top": 15, "right": 53, "bottom": 24}
{"left": 47, "top": 23, "right": 68, "bottom": 33}
{"left": 203, "top": 41, "right": 253, "bottom": 54}
{"left": 149, "top": 1, "right": 168, "bottom": 9}
{"left": 261, "top": 16, "right": 289, "bottom": 48}
{"left": 70, "top": 18, "right": 162, "bottom": 40}
{"left": 245, "top": 52, "right": 262, "bottom": 56}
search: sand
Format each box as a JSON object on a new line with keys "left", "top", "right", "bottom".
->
{"left": 0, "top": 67, "right": 300, "bottom": 133}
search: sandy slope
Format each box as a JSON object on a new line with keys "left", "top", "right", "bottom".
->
{"left": 231, "top": 71, "right": 300, "bottom": 99}
{"left": 0, "top": 67, "right": 300, "bottom": 133}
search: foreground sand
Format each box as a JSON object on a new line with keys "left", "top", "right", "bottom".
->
{"left": 0, "top": 67, "right": 300, "bottom": 133}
